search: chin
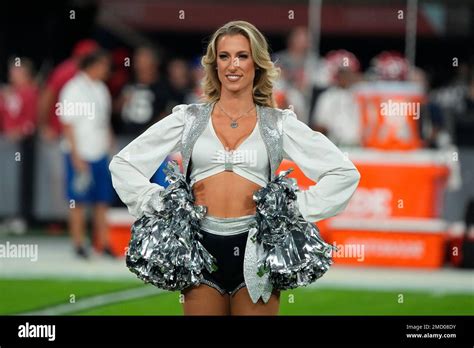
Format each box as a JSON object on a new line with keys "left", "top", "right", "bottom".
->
{"left": 226, "top": 85, "right": 242, "bottom": 93}
{"left": 222, "top": 82, "right": 250, "bottom": 94}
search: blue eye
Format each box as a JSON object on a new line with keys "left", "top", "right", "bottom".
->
{"left": 239, "top": 54, "right": 248, "bottom": 59}
{"left": 219, "top": 54, "right": 228, "bottom": 60}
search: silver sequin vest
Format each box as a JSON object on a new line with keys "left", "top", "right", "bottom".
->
{"left": 180, "top": 102, "right": 284, "bottom": 183}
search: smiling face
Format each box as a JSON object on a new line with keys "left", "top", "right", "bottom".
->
{"left": 216, "top": 34, "right": 256, "bottom": 97}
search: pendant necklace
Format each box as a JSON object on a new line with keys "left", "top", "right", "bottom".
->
{"left": 217, "top": 102, "right": 255, "bottom": 128}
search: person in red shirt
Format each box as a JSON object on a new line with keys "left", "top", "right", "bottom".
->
{"left": 1, "top": 59, "right": 38, "bottom": 138}
{"left": 0, "top": 57, "right": 39, "bottom": 229}
{"left": 37, "top": 39, "right": 100, "bottom": 142}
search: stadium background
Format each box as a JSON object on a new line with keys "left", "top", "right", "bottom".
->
{"left": 0, "top": 0, "right": 473, "bottom": 316}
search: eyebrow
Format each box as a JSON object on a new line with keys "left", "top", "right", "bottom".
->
{"left": 218, "top": 51, "right": 250, "bottom": 55}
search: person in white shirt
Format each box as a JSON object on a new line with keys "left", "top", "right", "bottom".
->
{"left": 311, "top": 80, "right": 361, "bottom": 146}
{"left": 109, "top": 21, "right": 360, "bottom": 315}
{"left": 58, "top": 49, "right": 116, "bottom": 259}
{"left": 311, "top": 50, "right": 363, "bottom": 147}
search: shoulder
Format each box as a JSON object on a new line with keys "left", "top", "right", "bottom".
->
{"left": 259, "top": 105, "right": 298, "bottom": 121}
{"left": 93, "top": 79, "right": 109, "bottom": 94}
{"left": 48, "top": 60, "right": 77, "bottom": 89}
{"left": 257, "top": 105, "right": 299, "bottom": 138}
{"left": 63, "top": 74, "right": 79, "bottom": 88}
{"left": 60, "top": 75, "right": 82, "bottom": 97}
{"left": 171, "top": 102, "right": 211, "bottom": 117}
{"left": 162, "top": 103, "right": 209, "bottom": 127}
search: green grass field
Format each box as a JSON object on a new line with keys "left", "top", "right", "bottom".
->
{"left": 1, "top": 278, "right": 473, "bottom": 315}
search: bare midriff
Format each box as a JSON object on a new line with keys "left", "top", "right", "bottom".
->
{"left": 192, "top": 105, "right": 263, "bottom": 218}
{"left": 193, "top": 172, "right": 262, "bottom": 218}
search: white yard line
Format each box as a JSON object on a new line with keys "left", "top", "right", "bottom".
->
{"left": 20, "top": 286, "right": 166, "bottom": 315}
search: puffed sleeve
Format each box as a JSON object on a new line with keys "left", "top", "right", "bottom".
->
{"left": 282, "top": 108, "right": 361, "bottom": 223}
{"left": 109, "top": 104, "right": 186, "bottom": 219}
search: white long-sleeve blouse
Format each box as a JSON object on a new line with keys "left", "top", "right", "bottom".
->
{"left": 109, "top": 104, "right": 361, "bottom": 222}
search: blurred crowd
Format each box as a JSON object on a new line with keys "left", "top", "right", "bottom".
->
{"left": 0, "top": 41, "right": 202, "bottom": 144}
{"left": 1, "top": 27, "right": 473, "bottom": 256}
{"left": 2, "top": 28, "right": 474, "bottom": 150}
{"left": 272, "top": 27, "right": 474, "bottom": 150}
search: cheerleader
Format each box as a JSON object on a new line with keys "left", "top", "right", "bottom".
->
{"left": 109, "top": 20, "right": 360, "bottom": 315}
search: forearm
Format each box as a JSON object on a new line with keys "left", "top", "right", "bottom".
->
{"left": 296, "top": 167, "right": 360, "bottom": 222}
{"left": 108, "top": 104, "right": 186, "bottom": 218}
{"left": 109, "top": 153, "right": 165, "bottom": 218}
{"left": 62, "top": 124, "right": 79, "bottom": 158}
{"left": 282, "top": 108, "right": 361, "bottom": 223}
{"left": 37, "top": 88, "right": 55, "bottom": 128}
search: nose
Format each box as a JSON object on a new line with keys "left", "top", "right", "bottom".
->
{"left": 229, "top": 57, "right": 239, "bottom": 69}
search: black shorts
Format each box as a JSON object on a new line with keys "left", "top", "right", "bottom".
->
{"left": 187, "top": 229, "right": 248, "bottom": 297}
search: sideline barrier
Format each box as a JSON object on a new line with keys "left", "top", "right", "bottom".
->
{"left": 106, "top": 150, "right": 452, "bottom": 268}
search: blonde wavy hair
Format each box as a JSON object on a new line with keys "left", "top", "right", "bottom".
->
{"left": 201, "top": 20, "right": 280, "bottom": 108}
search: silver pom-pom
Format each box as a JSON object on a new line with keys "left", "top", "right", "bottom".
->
{"left": 251, "top": 168, "right": 339, "bottom": 290}
{"left": 125, "top": 160, "right": 218, "bottom": 291}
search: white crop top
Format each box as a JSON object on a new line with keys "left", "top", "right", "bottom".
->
{"left": 189, "top": 115, "right": 269, "bottom": 187}
{"left": 109, "top": 103, "right": 361, "bottom": 223}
